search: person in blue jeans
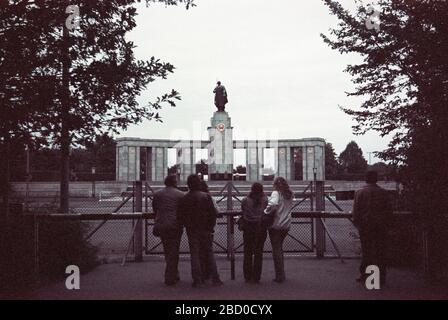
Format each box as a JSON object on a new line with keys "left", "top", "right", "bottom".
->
{"left": 265, "top": 177, "right": 294, "bottom": 283}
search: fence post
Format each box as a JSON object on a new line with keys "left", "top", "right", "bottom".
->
{"left": 134, "top": 181, "right": 143, "bottom": 262}
{"left": 34, "top": 215, "right": 40, "bottom": 285}
{"left": 315, "top": 180, "right": 325, "bottom": 259}
{"left": 226, "top": 182, "right": 236, "bottom": 280}
{"left": 310, "top": 181, "right": 314, "bottom": 211}
{"left": 226, "top": 182, "right": 233, "bottom": 212}
{"left": 144, "top": 182, "right": 148, "bottom": 212}
{"left": 421, "top": 220, "right": 430, "bottom": 276}
{"left": 226, "top": 182, "right": 233, "bottom": 260}
{"left": 230, "top": 213, "right": 235, "bottom": 280}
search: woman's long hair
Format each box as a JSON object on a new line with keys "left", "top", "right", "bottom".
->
{"left": 248, "top": 182, "right": 265, "bottom": 207}
{"left": 273, "top": 177, "right": 293, "bottom": 200}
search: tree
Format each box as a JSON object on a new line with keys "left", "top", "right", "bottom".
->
{"left": 11, "top": 134, "right": 116, "bottom": 182}
{"left": 369, "top": 161, "right": 396, "bottom": 181}
{"left": 0, "top": 1, "right": 55, "bottom": 215}
{"left": 28, "top": 148, "right": 61, "bottom": 181}
{"left": 322, "top": 0, "right": 448, "bottom": 280}
{"left": 84, "top": 134, "right": 117, "bottom": 175}
{"left": 1, "top": 0, "right": 195, "bottom": 213}
{"left": 338, "top": 141, "right": 368, "bottom": 175}
{"left": 325, "top": 142, "right": 339, "bottom": 179}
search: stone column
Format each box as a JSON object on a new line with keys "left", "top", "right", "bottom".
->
{"left": 128, "top": 146, "right": 140, "bottom": 182}
{"left": 115, "top": 145, "right": 120, "bottom": 180}
{"left": 315, "top": 144, "right": 325, "bottom": 181}
{"left": 286, "top": 147, "right": 292, "bottom": 180}
{"left": 278, "top": 147, "right": 287, "bottom": 178}
{"left": 116, "top": 145, "right": 140, "bottom": 182}
{"left": 301, "top": 144, "right": 325, "bottom": 181}
{"left": 152, "top": 147, "right": 166, "bottom": 182}
{"left": 246, "top": 144, "right": 258, "bottom": 181}
{"left": 145, "top": 147, "right": 152, "bottom": 182}
{"left": 304, "top": 146, "right": 315, "bottom": 181}
{"left": 177, "top": 142, "right": 194, "bottom": 181}
{"left": 118, "top": 145, "right": 128, "bottom": 181}
{"left": 257, "top": 142, "right": 264, "bottom": 181}
{"left": 208, "top": 111, "right": 233, "bottom": 179}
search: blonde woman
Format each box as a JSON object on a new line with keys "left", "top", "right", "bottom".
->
{"left": 264, "top": 177, "right": 294, "bottom": 283}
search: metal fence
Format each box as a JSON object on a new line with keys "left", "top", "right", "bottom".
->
{"left": 142, "top": 182, "right": 356, "bottom": 257}
{"left": 19, "top": 180, "right": 426, "bottom": 284}
{"left": 32, "top": 211, "right": 358, "bottom": 280}
{"left": 29, "top": 181, "right": 362, "bottom": 264}
{"left": 18, "top": 182, "right": 152, "bottom": 215}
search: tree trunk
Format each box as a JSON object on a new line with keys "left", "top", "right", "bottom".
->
{"left": 2, "top": 135, "right": 10, "bottom": 218}
{"left": 59, "top": 24, "right": 70, "bottom": 213}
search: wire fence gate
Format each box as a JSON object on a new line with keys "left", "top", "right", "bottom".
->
{"left": 30, "top": 180, "right": 424, "bottom": 281}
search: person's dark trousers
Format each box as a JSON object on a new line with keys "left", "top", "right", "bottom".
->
{"left": 359, "top": 226, "right": 388, "bottom": 285}
{"left": 199, "top": 232, "right": 221, "bottom": 283}
{"left": 199, "top": 234, "right": 212, "bottom": 281}
{"left": 269, "top": 228, "right": 288, "bottom": 282}
{"left": 243, "top": 223, "right": 267, "bottom": 282}
{"left": 186, "top": 229, "right": 204, "bottom": 285}
{"left": 160, "top": 229, "right": 182, "bottom": 285}
{"left": 187, "top": 229, "right": 221, "bottom": 285}
{"left": 199, "top": 246, "right": 210, "bottom": 281}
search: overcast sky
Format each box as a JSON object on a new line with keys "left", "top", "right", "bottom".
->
{"left": 119, "top": 0, "right": 386, "bottom": 167}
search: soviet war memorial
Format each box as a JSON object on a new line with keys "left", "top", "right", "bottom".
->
{"left": 1, "top": 0, "right": 448, "bottom": 311}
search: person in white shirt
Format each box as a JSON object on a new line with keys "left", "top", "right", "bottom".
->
{"left": 264, "top": 177, "right": 294, "bottom": 283}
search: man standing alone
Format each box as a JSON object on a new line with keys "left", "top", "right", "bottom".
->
{"left": 153, "top": 175, "right": 185, "bottom": 286}
{"left": 177, "top": 174, "right": 223, "bottom": 287}
{"left": 353, "top": 170, "right": 393, "bottom": 286}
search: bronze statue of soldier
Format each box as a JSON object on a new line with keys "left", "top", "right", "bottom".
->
{"left": 213, "top": 81, "right": 228, "bottom": 112}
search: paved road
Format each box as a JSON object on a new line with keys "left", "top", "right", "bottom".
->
{"left": 28, "top": 257, "right": 447, "bottom": 300}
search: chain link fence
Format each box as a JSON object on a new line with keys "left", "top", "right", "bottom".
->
{"left": 22, "top": 180, "right": 424, "bottom": 285}
{"left": 143, "top": 182, "right": 359, "bottom": 258}
{"left": 19, "top": 181, "right": 363, "bottom": 259}
{"left": 83, "top": 219, "right": 137, "bottom": 259}
{"left": 18, "top": 181, "right": 368, "bottom": 260}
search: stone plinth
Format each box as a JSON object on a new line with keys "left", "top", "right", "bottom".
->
{"left": 207, "top": 111, "right": 234, "bottom": 179}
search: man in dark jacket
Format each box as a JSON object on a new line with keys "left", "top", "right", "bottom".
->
{"left": 153, "top": 175, "right": 185, "bottom": 286}
{"left": 177, "top": 174, "right": 222, "bottom": 287}
{"left": 353, "top": 170, "right": 393, "bottom": 286}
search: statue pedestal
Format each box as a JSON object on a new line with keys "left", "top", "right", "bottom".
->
{"left": 208, "top": 111, "right": 233, "bottom": 180}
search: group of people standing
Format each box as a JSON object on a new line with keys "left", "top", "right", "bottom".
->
{"left": 153, "top": 171, "right": 393, "bottom": 288}
{"left": 152, "top": 174, "right": 295, "bottom": 287}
